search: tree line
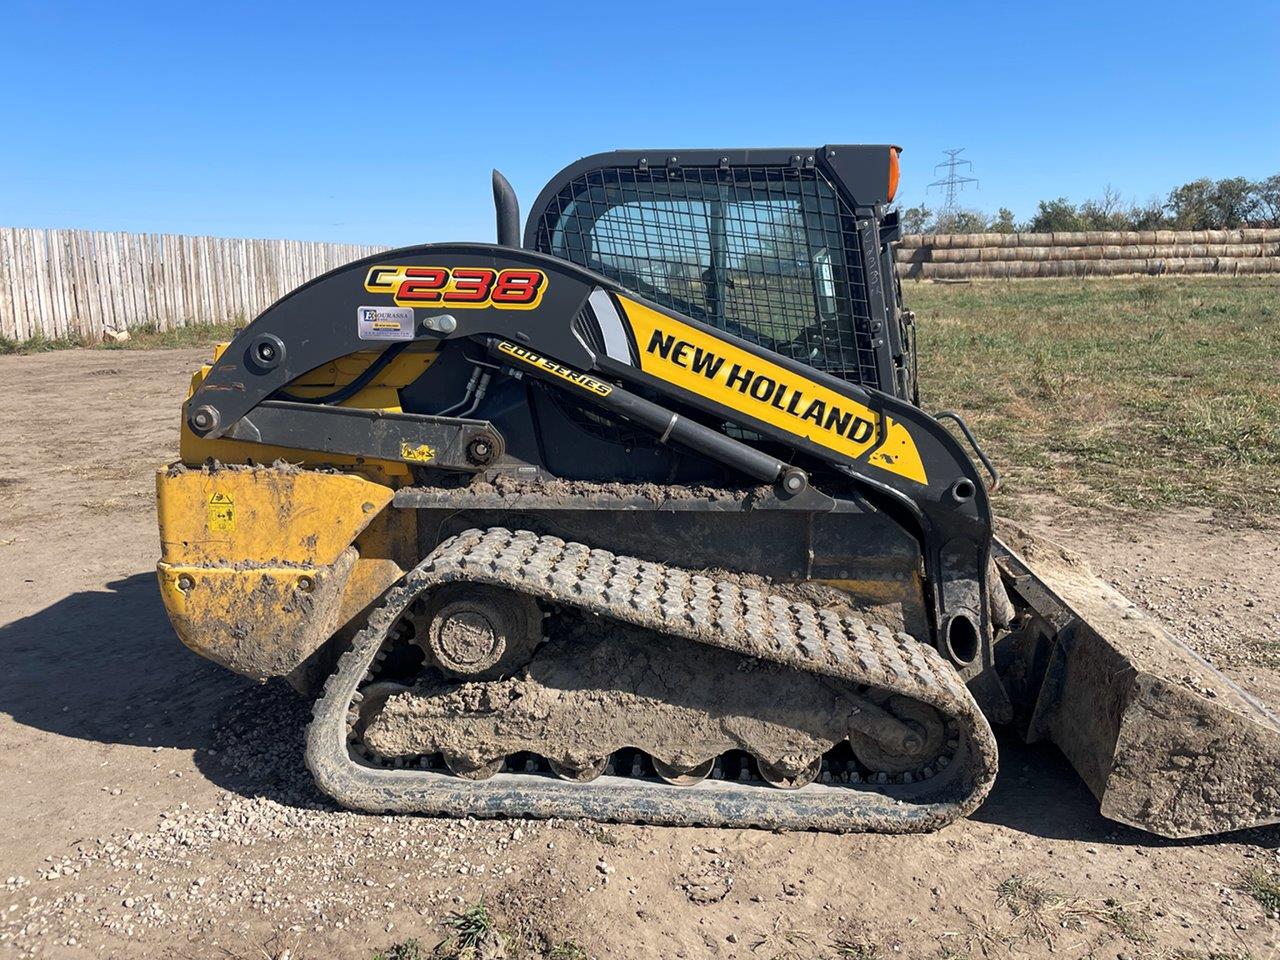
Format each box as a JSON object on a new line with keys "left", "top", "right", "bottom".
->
{"left": 894, "top": 173, "right": 1280, "bottom": 234}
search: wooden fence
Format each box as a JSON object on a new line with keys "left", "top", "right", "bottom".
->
{"left": 0, "top": 227, "right": 387, "bottom": 343}
{"left": 5, "top": 224, "right": 1280, "bottom": 343}
{"left": 896, "top": 228, "right": 1280, "bottom": 279}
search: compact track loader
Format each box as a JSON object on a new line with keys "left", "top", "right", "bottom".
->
{"left": 157, "top": 146, "right": 1280, "bottom": 837}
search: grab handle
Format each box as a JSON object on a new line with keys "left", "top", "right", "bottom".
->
{"left": 933, "top": 410, "right": 1000, "bottom": 492}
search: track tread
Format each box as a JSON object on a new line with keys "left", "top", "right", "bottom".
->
{"left": 306, "top": 527, "right": 998, "bottom": 833}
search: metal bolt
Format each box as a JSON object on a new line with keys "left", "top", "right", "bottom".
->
{"left": 248, "top": 334, "right": 285, "bottom": 370}
{"left": 297, "top": 575, "right": 315, "bottom": 593}
{"left": 781, "top": 469, "right": 807, "bottom": 494}
{"left": 190, "top": 405, "right": 219, "bottom": 433}
{"left": 176, "top": 574, "right": 194, "bottom": 592}
{"left": 423, "top": 314, "right": 457, "bottom": 335}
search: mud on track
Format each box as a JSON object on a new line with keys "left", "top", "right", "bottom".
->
{"left": 1, "top": 347, "right": 1278, "bottom": 958}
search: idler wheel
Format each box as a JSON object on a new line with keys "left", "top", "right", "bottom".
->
{"left": 848, "top": 696, "right": 946, "bottom": 776}
{"left": 414, "top": 584, "right": 541, "bottom": 679}
{"left": 548, "top": 757, "right": 608, "bottom": 783}
{"left": 652, "top": 757, "right": 715, "bottom": 786}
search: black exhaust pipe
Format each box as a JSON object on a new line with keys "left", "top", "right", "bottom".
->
{"left": 492, "top": 169, "right": 520, "bottom": 247}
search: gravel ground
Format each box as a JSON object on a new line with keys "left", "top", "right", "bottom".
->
{"left": 1, "top": 347, "right": 1278, "bottom": 960}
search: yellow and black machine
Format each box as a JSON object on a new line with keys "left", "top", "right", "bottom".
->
{"left": 156, "top": 146, "right": 1280, "bottom": 836}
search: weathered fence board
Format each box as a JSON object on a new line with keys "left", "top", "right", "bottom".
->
{"left": 4, "top": 224, "right": 1277, "bottom": 342}
{"left": 0, "top": 226, "right": 387, "bottom": 343}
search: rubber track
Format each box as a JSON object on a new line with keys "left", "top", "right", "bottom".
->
{"left": 306, "top": 528, "right": 998, "bottom": 833}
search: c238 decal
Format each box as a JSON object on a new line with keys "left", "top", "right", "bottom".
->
{"left": 364, "top": 265, "right": 547, "bottom": 310}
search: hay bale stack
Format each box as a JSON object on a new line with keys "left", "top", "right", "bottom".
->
{"left": 900, "top": 256, "right": 1280, "bottom": 280}
{"left": 894, "top": 229, "right": 1280, "bottom": 278}
{"left": 914, "top": 242, "right": 1280, "bottom": 264}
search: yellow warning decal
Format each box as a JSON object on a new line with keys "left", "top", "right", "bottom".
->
{"left": 496, "top": 341, "right": 614, "bottom": 397}
{"left": 616, "top": 296, "right": 927, "bottom": 485}
{"left": 399, "top": 442, "right": 436, "bottom": 463}
{"left": 207, "top": 491, "right": 234, "bottom": 533}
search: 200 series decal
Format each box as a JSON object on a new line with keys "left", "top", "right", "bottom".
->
{"left": 365, "top": 265, "right": 547, "bottom": 310}
{"left": 495, "top": 341, "right": 613, "bottom": 397}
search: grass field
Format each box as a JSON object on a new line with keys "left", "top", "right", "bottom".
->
{"left": 4, "top": 276, "right": 1277, "bottom": 520}
{"left": 909, "top": 276, "right": 1280, "bottom": 522}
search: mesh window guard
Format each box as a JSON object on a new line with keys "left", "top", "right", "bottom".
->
{"left": 532, "top": 164, "right": 879, "bottom": 386}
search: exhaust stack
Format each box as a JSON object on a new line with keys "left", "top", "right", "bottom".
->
{"left": 492, "top": 169, "right": 520, "bottom": 247}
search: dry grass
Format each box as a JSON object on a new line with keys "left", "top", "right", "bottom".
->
{"left": 995, "top": 873, "right": 1152, "bottom": 948}
{"left": 0, "top": 320, "right": 240, "bottom": 355}
{"left": 909, "top": 276, "right": 1280, "bottom": 521}
{"left": 1242, "top": 866, "right": 1280, "bottom": 914}
{"left": 749, "top": 918, "right": 822, "bottom": 960}
{"left": 372, "top": 940, "right": 428, "bottom": 960}
{"left": 432, "top": 902, "right": 506, "bottom": 959}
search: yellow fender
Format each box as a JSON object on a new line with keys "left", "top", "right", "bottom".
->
{"left": 155, "top": 465, "right": 413, "bottom": 679}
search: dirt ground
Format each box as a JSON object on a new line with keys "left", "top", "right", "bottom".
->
{"left": 1, "top": 347, "right": 1278, "bottom": 960}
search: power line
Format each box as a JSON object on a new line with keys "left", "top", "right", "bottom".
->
{"left": 927, "top": 148, "right": 979, "bottom": 210}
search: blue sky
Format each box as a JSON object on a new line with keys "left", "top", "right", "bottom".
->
{"left": 1, "top": 1, "right": 1277, "bottom": 246}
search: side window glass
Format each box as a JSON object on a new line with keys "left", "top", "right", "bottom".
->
{"left": 813, "top": 248, "right": 838, "bottom": 321}
{"left": 586, "top": 200, "right": 710, "bottom": 316}
{"left": 535, "top": 166, "right": 881, "bottom": 385}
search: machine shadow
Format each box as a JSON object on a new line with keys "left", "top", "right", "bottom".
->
{"left": 975, "top": 728, "right": 1280, "bottom": 849}
{"left": 8, "top": 576, "right": 1274, "bottom": 844}
{"left": 972, "top": 729, "right": 1136, "bottom": 843}
{"left": 0, "top": 572, "right": 241, "bottom": 751}
{"left": 0, "top": 571, "right": 329, "bottom": 803}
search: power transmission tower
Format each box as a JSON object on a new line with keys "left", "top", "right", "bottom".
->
{"left": 927, "top": 148, "right": 979, "bottom": 210}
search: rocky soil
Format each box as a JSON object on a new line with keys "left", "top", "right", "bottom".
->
{"left": 1, "top": 347, "right": 1277, "bottom": 959}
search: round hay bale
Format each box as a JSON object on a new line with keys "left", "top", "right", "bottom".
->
{"left": 1016, "top": 232, "right": 1053, "bottom": 247}
{"left": 1065, "top": 245, "right": 1094, "bottom": 260}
